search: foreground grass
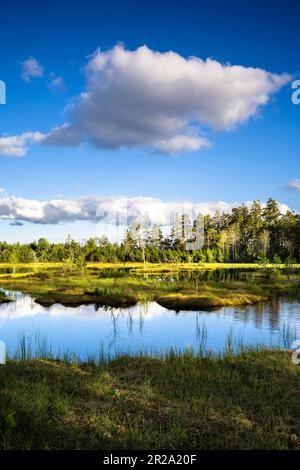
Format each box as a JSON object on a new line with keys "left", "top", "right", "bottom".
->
{"left": 0, "top": 262, "right": 299, "bottom": 309}
{"left": 0, "top": 350, "right": 300, "bottom": 449}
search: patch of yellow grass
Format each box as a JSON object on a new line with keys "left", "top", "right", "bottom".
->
{"left": 0, "top": 261, "right": 299, "bottom": 273}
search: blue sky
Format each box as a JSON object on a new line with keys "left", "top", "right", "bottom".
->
{"left": 0, "top": 0, "right": 299, "bottom": 242}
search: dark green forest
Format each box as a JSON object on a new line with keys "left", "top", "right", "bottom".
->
{"left": 1, "top": 198, "right": 299, "bottom": 264}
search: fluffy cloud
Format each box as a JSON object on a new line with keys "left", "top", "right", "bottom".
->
{"left": 20, "top": 57, "right": 44, "bottom": 82}
{"left": 3, "top": 46, "right": 290, "bottom": 157}
{"left": 0, "top": 132, "right": 44, "bottom": 157}
{"left": 44, "top": 44, "right": 290, "bottom": 154}
{"left": 288, "top": 180, "right": 300, "bottom": 191}
{"left": 48, "top": 75, "right": 66, "bottom": 92}
{"left": 0, "top": 193, "right": 290, "bottom": 226}
{"left": 155, "top": 134, "right": 210, "bottom": 154}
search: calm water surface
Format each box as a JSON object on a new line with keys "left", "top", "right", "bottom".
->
{"left": 0, "top": 289, "right": 299, "bottom": 358}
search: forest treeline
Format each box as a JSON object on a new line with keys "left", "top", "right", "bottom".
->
{"left": 0, "top": 198, "right": 299, "bottom": 264}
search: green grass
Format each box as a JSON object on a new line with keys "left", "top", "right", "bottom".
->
{"left": 1, "top": 349, "right": 300, "bottom": 449}
{"left": 0, "top": 262, "right": 299, "bottom": 310}
{"left": 157, "top": 291, "right": 268, "bottom": 310}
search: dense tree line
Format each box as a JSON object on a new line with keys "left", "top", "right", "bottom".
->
{"left": 0, "top": 199, "right": 299, "bottom": 265}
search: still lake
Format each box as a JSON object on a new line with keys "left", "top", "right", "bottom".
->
{"left": 0, "top": 288, "right": 300, "bottom": 358}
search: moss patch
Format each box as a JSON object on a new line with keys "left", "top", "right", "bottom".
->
{"left": 157, "top": 292, "right": 268, "bottom": 310}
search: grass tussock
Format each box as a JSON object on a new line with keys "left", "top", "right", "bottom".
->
{"left": 157, "top": 292, "right": 268, "bottom": 310}
{"left": 0, "top": 349, "right": 300, "bottom": 450}
{"left": 0, "top": 262, "right": 299, "bottom": 310}
{"left": 0, "top": 291, "right": 11, "bottom": 304}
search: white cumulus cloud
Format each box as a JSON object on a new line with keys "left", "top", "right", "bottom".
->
{"left": 0, "top": 132, "right": 45, "bottom": 157}
{"left": 44, "top": 44, "right": 290, "bottom": 154}
{"left": 20, "top": 57, "right": 44, "bottom": 82}
{"left": 0, "top": 193, "right": 290, "bottom": 226}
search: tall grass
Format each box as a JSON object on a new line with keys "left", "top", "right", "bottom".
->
{"left": 9, "top": 325, "right": 297, "bottom": 367}
{"left": 15, "top": 331, "right": 53, "bottom": 361}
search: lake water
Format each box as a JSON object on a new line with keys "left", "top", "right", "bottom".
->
{"left": 0, "top": 288, "right": 300, "bottom": 359}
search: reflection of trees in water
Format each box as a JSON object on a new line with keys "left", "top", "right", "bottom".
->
{"left": 248, "top": 300, "right": 281, "bottom": 331}
{"left": 266, "top": 298, "right": 281, "bottom": 330}
{"left": 97, "top": 297, "right": 288, "bottom": 353}
{"left": 3, "top": 288, "right": 300, "bottom": 358}
{"left": 104, "top": 303, "right": 149, "bottom": 348}
{"left": 139, "top": 311, "right": 145, "bottom": 334}
{"left": 229, "top": 299, "right": 282, "bottom": 331}
{"left": 229, "top": 305, "right": 260, "bottom": 327}
{"left": 196, "top": 315, "right": 207, "bottom": 350}
{"left": 82, "top": 296, "right": 300, "bottom": 352}
{"left": 253, "top": 303, "right": 264, "bottom": 329}
{"left": 110, "top": 311, "right": 120, "bottom": 346}
{"left": 127, "top": 311, "right": 133, "bottom": 336}
{"left": 149, "top": 268, "right": 258, "bottom": 288}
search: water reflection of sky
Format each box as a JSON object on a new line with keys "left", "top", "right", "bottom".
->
{"left": 0, "top": 290, "right": 300, "bottom": 359}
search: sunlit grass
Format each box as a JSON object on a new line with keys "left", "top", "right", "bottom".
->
{"left": 1, "top": 347, "right": 300, "bottom": 449}
{"left": 1, "top": 261, "right": 300, "bottom": 272}
{"left": 0, "top": 262, "right": 300, "bottom": 309}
